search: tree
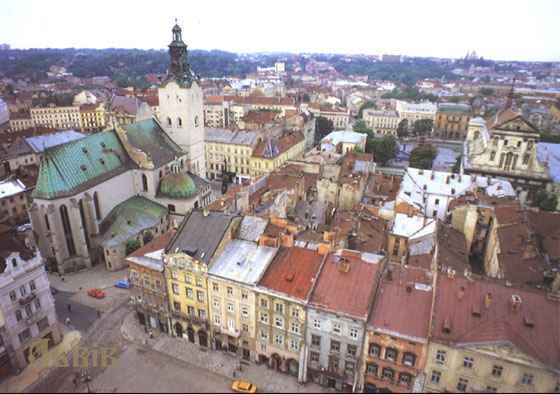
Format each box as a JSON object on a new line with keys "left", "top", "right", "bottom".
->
{"left": 358, "top": 101, "right": 377, "bottom": 118}
{"left": 126, "top": 239, "right": 142, "bottom": 256}
{"left": 353, "top": 120, "right": 373, "bottom": 135}
{"left": 409, "top": 144, "right": 438, "bottom": 169}
{"left": 535, "top": 191, "right": 559, "bottom": 212}
{"left": 370, "top": 135, "right": 398, "bottom": 166}
{"left": 315, "top": 116, "right": 334, "bottom": 143}
{"left": 397, "top": 119, "right": 409, "bottom": 138}
{"left": 413, "top": 119, "right": 434, "bottom": 137}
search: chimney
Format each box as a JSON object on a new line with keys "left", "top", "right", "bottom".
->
{"left": 484, "top": 293, "right": 492, "bottom": 309}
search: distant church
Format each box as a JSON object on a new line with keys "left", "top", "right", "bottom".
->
{"left": 30, "top": 23, "right": 211, "bottom": 274}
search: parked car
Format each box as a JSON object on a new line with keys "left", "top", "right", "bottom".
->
{"left": 231, "top": 380, "right": 257, "bottom": 393}
{"left": 115, "top": 279, "right": 130, "bottom": 289}
{"left": 87, "top": 288, "right": 106, "bottom": 299}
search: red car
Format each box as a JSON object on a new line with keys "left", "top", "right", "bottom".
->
{"left": 87, "top": 288, "right": 106, "bottom": 299}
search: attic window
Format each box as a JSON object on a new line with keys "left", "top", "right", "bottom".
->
{"left": 80, "top": 165, "right": 87, "bottom": 172}
{"left": 100, "top": 142, "right": 106, "bottom": 149}
{"left": 99, "top": 159, "right": 106, "bottom": 165}
{"left": 82, "top": 147, "right": 88, "bottom": 154}
{"left": 285, "top": 273, "right": 295, "bottom": 282}
{"left": 523, "top": 315, "right": 534, "bottom": 328}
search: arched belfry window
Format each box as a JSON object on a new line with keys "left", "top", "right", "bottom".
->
{"left": 167, "top": 117, "right": 172, "bottom": 127}
{"left": 142, "top": 174, "right": 149, "bottom": 193}
{"left": 178, "top": 117, "right": 183, "bottom": 128}
{"left": 60, "top": 205, "right": 76, "bottom": 257}
{"left": 194, "top": 116, "right": 199, "bottom": 127}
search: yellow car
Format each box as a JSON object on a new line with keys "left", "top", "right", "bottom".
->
{"left": 231, "top": 380, "right": 257, "bottom": 393}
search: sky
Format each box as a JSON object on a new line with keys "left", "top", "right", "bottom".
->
{"left": 1, "top": 0, "right": 559, "bottom": 61}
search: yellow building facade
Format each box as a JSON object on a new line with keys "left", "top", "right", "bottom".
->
{"left": 164, "top": 252, "right": 211, "bottom": 348}
{"left": 249, "top": 132, "right": 305, "bottom": 179}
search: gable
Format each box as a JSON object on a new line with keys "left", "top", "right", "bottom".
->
{"left": 495, "top": 116, "right": 539, "bottom": 134}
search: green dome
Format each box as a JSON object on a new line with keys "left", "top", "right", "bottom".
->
{"left": 159, "top": 173, "right": 197, "bottom": 199}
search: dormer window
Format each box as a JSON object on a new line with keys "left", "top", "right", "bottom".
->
{"left": 12, "top": 258, "right": 17, "bottom": 268}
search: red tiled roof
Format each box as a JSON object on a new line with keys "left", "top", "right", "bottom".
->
{"left": 258, "top": 247, "right": 324, "bottom": 301}
{"left": 369, "top": 264, "right": 434, "bottom": 340}
{"left": 252, "top": 131, "right": 304, "bottom": 159}
{"left": 432, "top": 275, "right": 560, "bottom": 369}
{"left": 310, "top": 251, "right": 382, "bottom": 320}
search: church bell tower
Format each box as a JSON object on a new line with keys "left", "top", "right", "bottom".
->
{"left": 158, "top": 21, "right": 206, "bottom": 178}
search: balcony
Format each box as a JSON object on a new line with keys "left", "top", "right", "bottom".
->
{"left": 171, "top": 311, "right": 209, "bottom": 328}
{"left": 18, "top": 292, "right": 36, "bottom": 306}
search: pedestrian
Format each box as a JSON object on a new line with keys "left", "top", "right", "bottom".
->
{"left": 67, "top": 304, "right": 72, "bottom": 313}
{"left": 149, "top": 330, "right": 154, "bottom": 339}
{"left": 65, "top": 317, "right": 71, "bottom": 326}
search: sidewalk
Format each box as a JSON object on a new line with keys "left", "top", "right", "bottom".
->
{"left": 121, "top": 312, "right": 331, "bottom": 394}
{"left": 0, "top": 330, "right": 81, "bottom": 393}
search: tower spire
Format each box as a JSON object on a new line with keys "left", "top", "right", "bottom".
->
{"left": 505, "top": 77, "right": 516, "bottom": 110}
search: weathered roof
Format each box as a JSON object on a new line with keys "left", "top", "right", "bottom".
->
{"left": 123, "top": 118, "right": 183, "bottom": 168}
{"left": 97, "top": 196, "right": 168, "bottom": 248}
{"left": 432, "top": 275, "right": 560, "bottom": 369}
{"left": 321, "top": 131, "right": 366, "bottom": 146}
{"left": 258, "top": 247, "right": 324, "bottom": 302}
{"left": 209, "top": 240, "right": 278, "bottom": 285}
{"left": 436, "top": 223, "right": 469, "bottom": 274}
{"left": 33, "top": 130, "right": 133, "bottom": 200}
{"left": 392, "top": 214, "right": 436, "bottom": 239}
{"left": 252, "top": 131, "right": 304, "bottom": 159}
{"left": 310, "top": 250, "right": 382, "bottom": 320}
{"left": 369, "top": 263, "right": 434, "bottom": 341}
{"left": 166, "top": 210, "right": 236, "bottom": 264}
{"left": 25, "top": 130, "right": 86, "bottom": 153}
{"left": 205, "top": 128, "right": 259, "bottom": 146}
{"left": 0, "top": 231, "right": 35, "bottom": 273}
{"left": 238, "top": 216, "right": 268, "bottom": 242}
{"left": 438, "top": 103, "right": 472, "bottom": 114}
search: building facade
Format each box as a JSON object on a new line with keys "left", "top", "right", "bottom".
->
{"left": 0, "top": 178, "right": 29, "bottom": 225}
{"left": 250, "top": 132, "right": 305, "bottom": 180}
{"left": 363, "top": 110, "right": 400, "bottom": 136}
{"left": 433, "top": 103, "right": 472, "bottom": 140}
{"left": 0, "top": 232, "right": 62, "bottom": 375}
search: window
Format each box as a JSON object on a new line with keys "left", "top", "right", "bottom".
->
{"left": 187, "top": 306, "right": 195, "bottom": 316}
{"left": 347, "top": 344, "right": 357, "bottom": 357}
{"left": 242, "top": 324, "right": 248, "bottom": 332}
{"left": 227, "top": 303, "right": 234, "bottom": 313}
{"left": 399, "top": 373, "right": 412, "bottom": 386}
{"left": 60, "top": 205, "right": 76, "bottom": 256}
{"left": 311, "top": 335, "right": 321, "bottom": 348}
{"left": 196, "top": 291, "right": 204, "bottom": 303}
{"left": 260, "top": 312, "right": 269, "bottom": 324}
{"left": 490, "top": 151, "right": 496, "bottom": 161}
{"left": 403, "top": 352, "right": 416, "bottom": 367}
{"left": 195, "top": 277, "right": 203, "bottom": 288}
{"left": 213, "top": 315, "right": 221, "bottom": 325}
{"left": 290, "top": 321, "right": 299, "bottom": 334}
{"left": 435, "top": 350, "right": 446, "bottom": 365}
{"left": 385, "top": 348, "right": 398, "bottom": 363}
{"left": 457, "top": 378, "right": 469, "bottom": 392}
{"left": 431, "top": 370, "right": 441, "bottom": 385}
{"left": 367, "top": 363, "right": 378, "bottom": 376}
{"left": 369, "top": 344, "right": 381, "bottom": 357}
{"left": 173, "top": 302, "right": 181, "bottom": 311}
{"left": 241, "top": 306, "right": 249, "bottom": 318}
{"left": 330, "top": 340, "right": 340, "bottom": 353}
{"left": 20, "top": 286, "right": 27, "bottom": 297}
{"left": 184, "top": 274, "right": 192, "bottom": 284}
{"left": 18, "top": 329, "right": 31, "bottom": 344}
{"left": 332, "top": 322, "right": 342, "bottom": 335}
{"left": 310, "top": 352, "right": 320, "bottom": 363}
{"left": 34, "top": 298, "right": 41, "bottom": 310}
{"left": 349, "top": 326, "right": 359, "bottom": 340}
{"left": 45, "top": 214, "right": 51, "bottom": 231}
{"left": 16, "top": 310, "right": 23, "bottom": 322}
{"left": 274, "top": 334, "right": 284, "bottom": 346}
{"left": 313, "top": 319, "right": 321, "bottom": 330}
{"left": 172, "top": 284, "right": 179, "bottom": 296}
{"left": 227, "top": 287, "right": 233, "bottom": 297}
{"left": 492, "top": 365, "right": 503, "bottom": 378}
{"left": 345, "top": 361, "right": 355, "bottom": 374}
{"left": 521, "top": 374, "right": 534, "bottom": 385}
{"left": 260, "top": 330, "right": 268, "bottom": 341}
{"left": 274, "top": 316, "right": 284, "bottom": 329}
{"left": 289, "top": 338, "right": 299, "bottom": 352}
{"left": 212, "top": 283, "right": 219, "bottom": 292}
{"left": 93, "top": 192, "right": 102, "bottom": 220}
{"left": 9, "top": 290, "right": 16, "bottom": 302}
{"left": 463, "top": 356, "right": 474, "bottom": 369}
{"left": 275, "top": 303, "right": 284, "bottom": 314}
{"left": 167, "top": 117, "right": 172, "bottom": 127}
{"left": 142, "top": 174, "right": 149, "bottom": 193}
{"left": 291, "top": 307, "right": 299, "bottom": 319}
{"left": 185, "top": 287, "right": 193, "bottom": 299}
{"left": 241, "top": 291, "right": 248, "bottom": 300}
{"left": 382, "top": 368, "right": 395, "bottom": 382}
{"left": 178, "top": 117, "right": 183, "bottom": 128}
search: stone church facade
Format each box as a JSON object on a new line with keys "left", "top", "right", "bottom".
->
{"left": 29, "top": 23, "right": 211, "bottom": 274}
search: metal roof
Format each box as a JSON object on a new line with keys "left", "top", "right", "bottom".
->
{"left": 238, "top": 216, "right": 268, "bottom": 242}
{"left": 25, "top": 130, "right": 86, "bottom": 153}
{"left": 209, "top": 240, "right": 278, "bottom": 285}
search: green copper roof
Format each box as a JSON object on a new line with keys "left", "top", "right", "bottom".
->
{"left": 159, "top": 172, "right": 198, "bottom": 199}
{"left": 33, "top": 131, "right": 132, "bottom": 200}
{"left": 98, "top": 196, "right": 168, "bottom": 248}
{"left": 123, "top": 119, "right": 183, "bottom": 168}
